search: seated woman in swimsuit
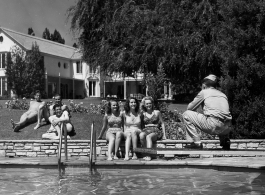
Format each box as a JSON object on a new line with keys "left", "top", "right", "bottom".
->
{"left": 140, "top": 96, "right": 166, "bottom": 161}
{"left": 123, "top": 97, "right": 143, "bottom": 160}
{"left": 98, "top": 100, "right": 131, "bottom": 161}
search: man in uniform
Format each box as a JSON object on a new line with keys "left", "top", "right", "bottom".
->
{"left": 11, "top": 90, "right": 49, "bottom": 132}
{"left": 183, "top": 74, "right": 232, "bottom": 150}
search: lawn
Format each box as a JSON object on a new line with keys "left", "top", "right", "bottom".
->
{"left": 0, "top": 98, "right": 187, "bottom": 140}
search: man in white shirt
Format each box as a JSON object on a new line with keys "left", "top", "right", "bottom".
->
{"left": 44, "top": 104, "right": 75, "bottom": 139}
{"left": 183, "top": 74, "right": 232, "bottom": 150}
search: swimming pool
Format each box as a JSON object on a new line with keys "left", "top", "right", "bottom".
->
{"left": 1, "top": 167, "right": 264, "bottom": 194}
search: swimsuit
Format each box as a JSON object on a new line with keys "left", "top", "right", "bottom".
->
{"left": 124, "top": 112, "right": 142, "bottom": 134}
{"left": 143, "top": 112, "right": 162, "bottom": 139}
{"left": 106, "top": 114, "right": 123, "bottom": 134}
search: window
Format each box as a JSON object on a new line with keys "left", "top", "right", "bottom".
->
{"left": 58, "top": 62, "right": 61, "bottom": 68}
{"left": 64, "top": 63, "right": 68, "bottom": 69}
{"left": 0, "top": 36, "right": 3, "bottom": 43}
{"left": 0, "top": 53, "right": 6, "bottom": 69}
{"left": 0, "top": 77, "right": 6, "bottom": 96}
{"left": 76, "top": 61, "right": 82, "bottom": 73}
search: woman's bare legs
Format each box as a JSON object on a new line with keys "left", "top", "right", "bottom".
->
{"left": 114, "top": 131, "right": 124, "bottom": 159}
{"left": 124, "top": 132, "right": 132, "bottom": 160}
{"left": 144, "top": 133, "right": 157, "bottom": 161}
{"left": 139, "top": 132, "right": 146, "bottom": 147}
{"left": 106, "top": 133, "right": 115, "bottom": 161}
{"left": 131, "top": 131, "right": 139, "bottom": 160}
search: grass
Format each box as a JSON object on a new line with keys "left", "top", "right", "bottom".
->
{"left": 0, "top": 98, "right": 187, "bottom": 140}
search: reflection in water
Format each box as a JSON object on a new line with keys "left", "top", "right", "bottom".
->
{"left": 0, "top": 167, "right": 264, "bottom": 194}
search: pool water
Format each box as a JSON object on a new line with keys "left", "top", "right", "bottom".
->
{"left": 0, "top": 167, "right": 265, "bottom": 195}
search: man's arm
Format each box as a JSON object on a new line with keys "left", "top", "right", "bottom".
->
{"left": 187, "top": 91, "right": 204, "bottom": 111}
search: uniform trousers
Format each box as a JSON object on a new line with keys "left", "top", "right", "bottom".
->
{"left": 182, "top": 110, "right": 232, "bottom": 144}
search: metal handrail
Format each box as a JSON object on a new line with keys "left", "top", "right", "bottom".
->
{"left": 89, "top": 121, "right": 96, "bottom": 170}
{"left": 58, "top": 122, "right": 68, "bottom": 176}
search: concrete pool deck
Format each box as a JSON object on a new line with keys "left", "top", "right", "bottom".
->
{"left": 0, "top": 156, "right": 264, "bottom": 171}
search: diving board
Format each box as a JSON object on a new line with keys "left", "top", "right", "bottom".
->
{"left": 134, "top": 148, "right": 265, "bottom": 156}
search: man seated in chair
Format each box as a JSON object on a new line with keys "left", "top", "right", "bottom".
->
{"left": 11, "top": 90, "right": 49, "bottom": 132}
{"left": 43, "top": 104, "right": 75, "bottom": 139}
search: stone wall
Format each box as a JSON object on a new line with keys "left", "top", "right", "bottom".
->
{"left": 0, "top": 139, "right": 264, "bottom": 158}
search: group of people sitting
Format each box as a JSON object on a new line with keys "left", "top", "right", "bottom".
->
{"left": 10, "top": 91, "right": 75, "bottom": 139}
{"left": 98, "top": 96, "right": 166, "bottom": 161}
{"left": 98, "top": 74, "right": 233, "bottom": 161}
{"left": 10, "top": 74, "right": 233, "bottom": 161}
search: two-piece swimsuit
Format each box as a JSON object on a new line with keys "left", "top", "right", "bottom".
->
{"left": 143, "top": 112, "right": 162, "bottom": 140}
{"left": 106, "top": 113, "right": 123, "bottom": 134}
{"left": 124, "top": 112, "right": 142, "bottom": 134}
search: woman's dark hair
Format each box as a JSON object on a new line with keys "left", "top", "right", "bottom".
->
{"left": 105, "top": 100, "right": 120, "bottom": 115}
{"left": 202, "top": 78, "right": 217, "bottom": 88}
{"left": 141, "top": 96, "right": 154, "bottom": 112}
{"left": 124, "top": 97, "right": 139, "bottom": 114}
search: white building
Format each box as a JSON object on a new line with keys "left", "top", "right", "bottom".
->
{"left": 0, "top": 27, "right": 171, "bottom": 99}
{"left": 0, "top": 27, "right": 102, "bottom": 98}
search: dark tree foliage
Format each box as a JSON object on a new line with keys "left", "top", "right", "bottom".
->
{"left": 28, "top": 28, "right": 35, "bottom": 36}
{"left": 73, "top": 43, "right": 78, "bottom": 48}
{"left": 6, "top": 43, "right": 45, "bottom": 98}
{"left": 42, "top": 28, "right": 51, "bottom": 40}
{"left": 51, "top": 29, "right": 65, "bottom": 44}
{"left": 68, "top": 0, "right": 265, "bottom": 138}
{"left": 42, "top": 28, "right": 65, "bottom": 44}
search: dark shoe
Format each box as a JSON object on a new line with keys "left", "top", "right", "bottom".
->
{"left": 184, "top": 142, "right": 203, "bottom": 149}
{"left": 220, "top": 138, "right": 230, "bottom": 150}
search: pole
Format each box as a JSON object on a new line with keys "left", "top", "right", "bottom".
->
{"left": 64, "top": 123, "right": 68, "bottom": 161}
{"left": 89, "top": 122, "right": 94, "bottom": 171}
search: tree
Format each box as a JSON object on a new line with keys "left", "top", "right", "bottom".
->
{"left": 43, "top": 28, "right": 65, "bottom": 44}
{"left": 6, "top": 43, "right": 45, "bottom": 98}
{"left": 42, "top": 28, "right": 51, "bottom": 40}
{"left": 73, "top": 43, "right": 78, "bottom": 48}
{"left": 68, "top": 0, "right": 265, "bottom": 138}
{"left": 50, "top": 29, "right": 65, "bottom": 44}
{"left": 28, "top": 28, "right": 35, "bottom": 36}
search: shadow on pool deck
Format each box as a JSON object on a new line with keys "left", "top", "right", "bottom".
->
{"left": 0, "top": 156, "right": 264, "bottom": 172}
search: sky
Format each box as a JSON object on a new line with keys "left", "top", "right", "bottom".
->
{"left": 0, "top": 0, "right": 78, "bottom": 46}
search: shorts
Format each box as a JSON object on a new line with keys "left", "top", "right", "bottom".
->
{"left": 107, "top": 128, "right": 123, "bottom": 134}
{"left": 125, "top": 128, "right": 141, "bottom": 134}
{"left": 143, "top": 126, "right": 163, "bottom": 140}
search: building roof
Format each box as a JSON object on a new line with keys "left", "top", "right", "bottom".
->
{"left": 0, "top": 27, "right": 81, "bottom": 60}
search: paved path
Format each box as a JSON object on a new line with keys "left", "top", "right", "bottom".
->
{"left": 0, "top": 156, "right": 264, "bottom": 171}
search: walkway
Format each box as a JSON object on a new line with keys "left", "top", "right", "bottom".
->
{"left": 0, "top": 156, "right": 264, "bottom": 171}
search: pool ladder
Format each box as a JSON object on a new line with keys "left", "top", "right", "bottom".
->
{"left": 58, "top": 121, "right": 97, "bottom": 175}
{"left": 58, "top": 123, "right": 68, "bottom": 176}
{"left": 89, "top": 121, "right": 97, "bottom": 170}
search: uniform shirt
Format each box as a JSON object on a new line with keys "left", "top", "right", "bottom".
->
{"left": 187, "top": 87, "right": 232, "bottom": 120}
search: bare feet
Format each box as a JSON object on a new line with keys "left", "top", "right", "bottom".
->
{"left": 107, "top": 157, "right": 113, "bottom": 161}
{"left": 124, "top": 156, "right": 129, "bottom": 161}
{"left": 132, "top": 155, "right": 138, "bottom": 160}
{"left": 113, "top": 156, "right": 119, "bottom": 160}
{"left": 34, "top": 123, "right": 41, "bottom": 130}
{"left": 144, "top": 156, "right": 151, "bottom": 161}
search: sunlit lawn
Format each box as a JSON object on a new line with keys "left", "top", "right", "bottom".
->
{"left": 0, "top": 98, "right": 187, "bottom": 140}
